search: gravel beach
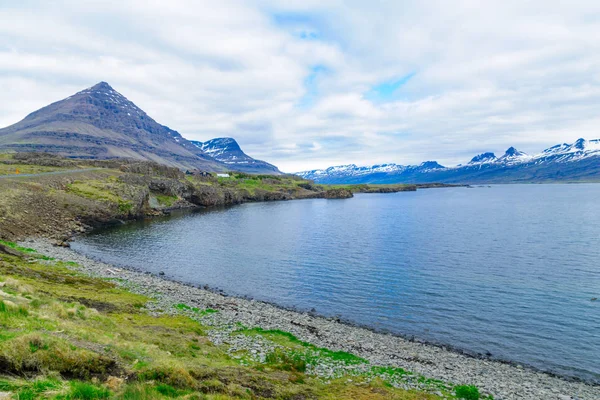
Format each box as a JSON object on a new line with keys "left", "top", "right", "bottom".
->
{"left": 22, "top": 239, "right": 600, "bottom": 400}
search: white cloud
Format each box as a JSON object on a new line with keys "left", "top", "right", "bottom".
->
{"left": 1, "top": 0, "right": 600, "bottom": 172}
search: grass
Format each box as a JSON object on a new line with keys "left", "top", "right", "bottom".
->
{"left": 0, "top": 239, "right": 37, "bottom": 254}
{"left": 265, "top": 348, "right": 308, "bottom": 372}
{"left": 155, "top": 194, "right": 178, "bottom": 207}
{"left": 67, "top": 180, "right": 133, "bottom": 215}
{"left": 0, "top": 154, "right": 425, "bottom": 243}
{"left": 0, "top": 300, "right": 30, "bottom": 317}
{"left": 0, "top": 163, "right": 70, "bottom": 176}
{"left": 454, "top": 385, "right": 484, "bottom": 400}
{"left": 237, "top": 327, "right": 367, "bottom": 365}
{"left": 0, "top": 248, "right": 465, "bottom": 399}
{"left": 214, "top": 173, "right": 309, "bottom": 195}
{"left": 174, "top": 303, "right": 218, "bottom": 316}
{"left": 64, "top": 381, "right": 112, "bottom": 399}
{"left": 325, "top": 183, "right": 416, "bottom": 193}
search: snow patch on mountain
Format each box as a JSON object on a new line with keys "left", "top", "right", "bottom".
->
{"left": 190, "top": 138, "right": 281, "bottom": 174}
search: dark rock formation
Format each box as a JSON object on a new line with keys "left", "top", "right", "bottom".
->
{"left": 324, "top": 188, "right": 354, "bottom": 199}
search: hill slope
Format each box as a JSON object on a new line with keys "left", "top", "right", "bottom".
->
{"left": 298, "top": 139, "right": 600, "bottom": 184}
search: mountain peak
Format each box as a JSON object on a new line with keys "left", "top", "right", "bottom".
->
{"left": 92, "top": 81, "right": 112, "bottom": 89}
{"left": 0, "top": 82, "right": 282, "bottom": 175}
{"left": 419, "top": 161, "right": 445, "bottom": 170}
{"left": 0, "top": 81, "right": 226, "bottom": 171}
{"left": 574, "top": 138, "right": 587, "bottom": 150}
{"left": 206, "top": 137, "right": 241, "bottom": 151}
{"left": 469, "top": 152, "right": 496, "bottom": 164}
{"left": 191, "top": 138, "right": 242, "bottom": 155}
{"left": 89, "top": 81, "right": 114, "bottom": 91}
{"left": 501, "top": 147, "right": 528, "bottom": 158}
{"left": 190, "top": 138, "right": 281, "bottom": 174}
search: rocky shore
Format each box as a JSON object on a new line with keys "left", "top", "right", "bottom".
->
{"left": 22, "top": 239, "right": 600, "bottom": 400}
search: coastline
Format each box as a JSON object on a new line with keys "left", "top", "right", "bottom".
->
{"left": 22, "top": 238, "right": 600, "bottom": 400}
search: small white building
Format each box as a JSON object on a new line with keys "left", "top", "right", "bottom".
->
{"left": 217, "top": 173, "right": 230, "bottom": 178}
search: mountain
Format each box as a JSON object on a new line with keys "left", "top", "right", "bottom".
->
{"left": 297, "top": 139, "right": 600, "bottom": 184}
{"left": 0, "top": 82, "right": 281, "bottom": 174}
{"left": 468, "top": 152, "right": 497, "bottom": 165}
{"left": 190, "top": 138, "right": 281, "bottom": 175}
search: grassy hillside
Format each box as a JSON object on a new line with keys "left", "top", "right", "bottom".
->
{"left": 0, "top": 244, "right": 491, "bottom": 399}
{"left": 0, "top": 154, "right": 352, "bottom": 241}
{"left": 0, "top": 152, "right": 450, "bottom": 242}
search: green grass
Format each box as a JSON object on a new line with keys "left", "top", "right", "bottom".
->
{"left": 67, "top": 180, "right": 133, "bottom": 214}
{"left": 0, "top": 239, "right": 37, "bottom": 253}
{"left": 325, "top": 183, "right": 416, "bottom": 193}
{"left": 155, "top": 383, "right": 189, "bottom": 398}
{"left": 0, "top": 247, "right": 474, "bottom": 399}
{"left": 237, "top": 327, "right": 368, "bottom": 365}
{"left": 0, "top": 300, "right": 29, "bottom": 317}
{"left": 155, "top": 194, "right": 178, "bottom": 207}
{"left": 213, "top": 173, "right": 306, "bottom": 195}
{"left": 265, "top": 348, "right": 307, "bottom": 372}
{"left": 455, "top": 385, "right": 481, "bottom": 400}
{"left": 65, "top": 381, "right": 111, "bottom": 399}
{"left": 0, "top": 380, "right": 17, "bottom": 391}
{"left": 174, "top": 303, "right": 218, "bottom": 316}
{"left": 0, "top": 163, "right": 68, "bottom": 176}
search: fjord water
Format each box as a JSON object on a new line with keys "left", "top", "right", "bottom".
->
{"left": 72, "top": 184, "right": 600, "bottom": 382}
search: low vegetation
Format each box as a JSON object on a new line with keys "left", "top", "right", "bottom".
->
{"left": 326, "top": 183, "right": 417, "bottom": 193}
{"left": 0, "top": 242, "right": 493, "bottom": 399}
{"left": 0, "top": 154, "right": 490, "bottom": 398}
{"left": 0, "top": 245, "right": 464, "bottom": 399}
{"left": 0, "top": 153, "right": 429, "bottom": 241}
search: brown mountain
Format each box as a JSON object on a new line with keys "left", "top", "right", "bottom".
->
{"left": 0, "top": 82, "right": 279, "bottom": 174}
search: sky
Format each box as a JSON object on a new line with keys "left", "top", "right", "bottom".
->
{"left": 2, "top": 0, "right": 600, "bottom": 172}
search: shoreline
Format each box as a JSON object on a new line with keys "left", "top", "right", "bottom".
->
{"left": 53, "top": 235, "right": 598, "bottom": 385}
{"left": 22, "top": 238, "right": 600, "bottom": 400}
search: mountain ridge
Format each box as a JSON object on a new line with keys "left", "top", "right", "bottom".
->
{"left": 190, "top": 138, "right": 281, "bottom": 175}
{"left": 297, "top": 138, "right": 600, "bottom": 184}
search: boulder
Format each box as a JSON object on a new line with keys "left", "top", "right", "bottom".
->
{"left": 0, "top": 243, "right": 24, "bottom": 257}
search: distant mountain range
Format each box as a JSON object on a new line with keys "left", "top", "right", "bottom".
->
{"left": 4, "top": 81, "right": 599, "bottom": 183}
{"left": 297, "top": 139, "right": 600, "bottom": 184}
{"left": 0, "top": 82, "right": 282, "bottom": 175}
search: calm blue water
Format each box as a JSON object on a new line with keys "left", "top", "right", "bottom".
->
{"left": 72, "top": 185, "right": 600, "bottom": 382}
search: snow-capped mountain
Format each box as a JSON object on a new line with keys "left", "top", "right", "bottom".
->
{"left": 535, "top": 138, "right": 600, "bottom": 162}
{"left": 190, "top": 138, "right": 281, "bottom": 175}
{"left": 297, "top": 139, "right": 600, "bottom": 184}
{"left": 300, "top": 161, "right": 445, "bottom": 181}
{"left": 497, "top": 147, "right": 532, "bottom": 165}
{"left": 468, "top": 152, "right": 497, "bottom": 165}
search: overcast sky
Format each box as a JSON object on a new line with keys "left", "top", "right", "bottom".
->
{"left": 2, "top": 0, "right": 600, "bottom": 172}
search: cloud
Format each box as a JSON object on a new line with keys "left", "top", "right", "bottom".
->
{"left": 1, "top": 0, "right": 600, "bottom": 172}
